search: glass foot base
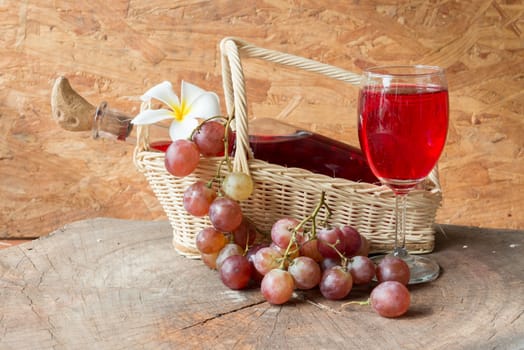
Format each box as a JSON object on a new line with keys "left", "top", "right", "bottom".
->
{"left": 371, "top": 253, "right": 440, "bottom": 285}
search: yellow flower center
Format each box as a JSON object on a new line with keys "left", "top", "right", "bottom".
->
{"left": 173, "top": 100, "right": 190, "bottom": 121}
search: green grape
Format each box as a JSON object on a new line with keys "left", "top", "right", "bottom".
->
{"left": 222, "top": 172, "right": 254, "bottom": 201}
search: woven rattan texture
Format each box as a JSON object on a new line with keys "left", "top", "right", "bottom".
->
{"left": 134, "top": 37, "right": 442, "bottom": 259}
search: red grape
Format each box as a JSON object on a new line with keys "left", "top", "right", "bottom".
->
{"left": 183, "top": 181, "right": 217, "bottom": 217}
{"left": 261, "top": 269, "right": 295, "bottom": 305}
{"left": 192, "top": 120, "right": 226, "bottom": 157}
{"left": 253, "top": 247, "right": 283, "bottom": 276}
{"left": 208, "top": 197, "right": 243, "bottom": 232}
{"left": 232, "top": 217, "right": 257, "bottom": 249}
{"left": 219, "top": 255, "right": 252, "bottom": 290}
{"left": 288, "top": 256, "right": 321, "bottom": 290}
{"left": 376, "top": 256, "right": 410, "bottom": 285}
{"left": 299, "top": 239, "right": 324, "bottom": 263}
{"left": 164, "top": 139, "right": 200, "bottom": 177}
{"left": 216, "top": 243, "right": 244, "bottom": 270}
{"left": 319, "top": 266, "right": 353, "bottom": 300}
{"left": 246, "top": 243, "right": 268, "bottom": 284}
{"left": 201, "top": 252, "right": 219, "bottom": 269}
{"left": 348, "top": 256, "right": 375, "bottom": 285}
{"left": 370, "top": 281, "right": 410, "bottom": 318}
{"left": 317, "top": 227, "right": 345, "bottom": 260}
{"left": 340, "top": 225, "right": 362, "bottom": 258}
{"left": 355, "top": 235, "right": 370, "bottom": 257}
{"left": 270, "top": 217, "right": 303, "bottom": 250}
{"left": 195, "top": 227, "right": 227, "bottom": 254}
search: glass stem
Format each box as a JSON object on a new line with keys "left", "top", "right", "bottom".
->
{"left": 393, "top": 192, "right": 408, "bottom": 258}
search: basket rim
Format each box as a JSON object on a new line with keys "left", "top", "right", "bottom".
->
{"left": 134, "top": 147, "right": 442, "bottom": 197}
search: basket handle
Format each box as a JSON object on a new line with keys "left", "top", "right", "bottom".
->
{"left": 219, "top": 37, "right": 363, "bottom": 174}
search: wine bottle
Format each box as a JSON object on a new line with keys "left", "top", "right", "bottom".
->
{"left": 93, "top": 103, "right": 378, "bottom": 184}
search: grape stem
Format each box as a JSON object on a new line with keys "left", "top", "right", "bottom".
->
{"left": 341, "top": 298, "right": 371, "bottom": 308}
{"left": 188, "top": 115, "right": 228, "bottom": 140}
{"left": 211, "top": 110, "right": 236, "bottom": 193}
{"left": 278, "top": 191, "right": 331, "bottom": 269}
{"left": 321, "top": 239, "right": 349, "bottom": 269}
{"left": 294, "top": 292, "right": 342, "bottom": 314}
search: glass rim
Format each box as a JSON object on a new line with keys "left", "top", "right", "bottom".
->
{"left": 363, "top": 65, "right": 445, "bottom": 78}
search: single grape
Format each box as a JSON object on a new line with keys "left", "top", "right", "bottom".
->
{"left": 299, "top": 239, "right": 324, "bottom": 263}
{"left": 355, "top": 235, "right": 370, "bottom": 257}
{"left": 222, "top": 172, "right": 254, "bottom": 201}
{"left": 288, "top": 256, "right": 322, "bottom": 290}
{"left": 370, "top": 281, "right": 410, "bottom": 318}
{"left": 270, "top": 217, "right": 303, "bottom": 250}
{"left": 216, "top": 243, "right": 244, "bottom": 271}
{"left": 246, "top": 243, "right": 268, "bottom": 285}
{"left": 376, "top": 256, "right": 410, "bottom": 285}
{"left": 232, "top": 217, "right": 257, "bottom": 249}
{"left": 348, "top": 256, "right": 375, "bottom": 285}
{"left": 317, "top": 227, "right": 345, "bottom": 260}
{"left": 164, "top": 139, "right": 200, "bottom": 177}
{"left": 253, "top": 246, "right": 283, "bottom": 276}
{"left": 340, "top": 225, "right": 362, "bottom": 258}
{"left": 195, "top": 227, "right": 227, "bottom": 254}
{"left": 208, "top": 197, "right": 243, "bottom": 232}
{"left": 219, "top": 255, "right": 252, "bottom": 290}
{"left": 201, "top": 252, "right": 219, "bottom": 270}
{"left": 319, "top": 266, "right": 353, "bottom": 300}
{"left": 260, "top": 269, "right": 295, "bottom": 305}
{"left": 192, "top": 120, "right": 226, "bottom": 157}
{"left": 183, "top": 181, "right": 217, "bottom": 217}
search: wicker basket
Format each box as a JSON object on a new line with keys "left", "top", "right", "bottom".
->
{"left": 133, "top": 37, "right": 442, "bottom": 259}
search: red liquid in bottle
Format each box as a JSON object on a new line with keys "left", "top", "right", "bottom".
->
{"left": 150, "top": 141, "right": 171, "bottom": 152}
{"left": 150, "top": 121, "right": 378, "bottom": 184}
{"left": 358, "top": 85, "right": 448, "bottom": 183}
{"left": 249, "top": 132, "right": 378, "bottom": 184}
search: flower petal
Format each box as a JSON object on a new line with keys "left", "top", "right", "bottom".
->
{"left": 141, "top": 81, "right": 180, "bottom": 108}
{"left": 131, "top": 109, "right": 173, "bottom": 125}
{"left": 185, "top": 92, "right": 221, "bottom": 120}
{"left": 169, "top": 118, "right": 199, "bottom": 140}
{"left": 181, "top": 81, "right": 208, "bottom": 106}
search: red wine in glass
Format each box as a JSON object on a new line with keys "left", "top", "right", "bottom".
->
{"left": 358, "top": 65, "right": 449, "bottom": 284}
{"left": 358, "top": 86, "right": 448, "bottom": 192}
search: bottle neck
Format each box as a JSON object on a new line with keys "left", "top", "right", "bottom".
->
{"left": 92, "top": 102, "right": 168, "bottom": 145}
{"left": 93, "top": 101, "right": 133, "bottom": 141}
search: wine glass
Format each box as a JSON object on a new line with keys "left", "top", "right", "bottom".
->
{"left": 357, "top": 65, "right": 449, "bottom": 284}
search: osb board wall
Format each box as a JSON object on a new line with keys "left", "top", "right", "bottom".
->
{"left": 0, "top": 1, "right": 522, "bottom": 238}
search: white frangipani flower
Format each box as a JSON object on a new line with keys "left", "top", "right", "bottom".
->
{"left": 131, "top": 81, "right": 221, "bottom": 140}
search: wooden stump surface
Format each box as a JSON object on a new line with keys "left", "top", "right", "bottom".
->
{"left": 0, "top": 218, "right": 523, "bottom": 349}
{"left": 0, "top": 1, "right": 523, "bottom": 238}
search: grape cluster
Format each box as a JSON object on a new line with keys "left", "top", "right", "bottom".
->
{"left": 194, "top": 190, "right": 412, "bottom": 318}
{"left": 163, "top": 118, "right": 411, "bottom": 318}
{"left": 162, "top": 117, "right": 256, "bottom": 273}
{"left": 163, "top": 118, "right": 254, "bottom": 231}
